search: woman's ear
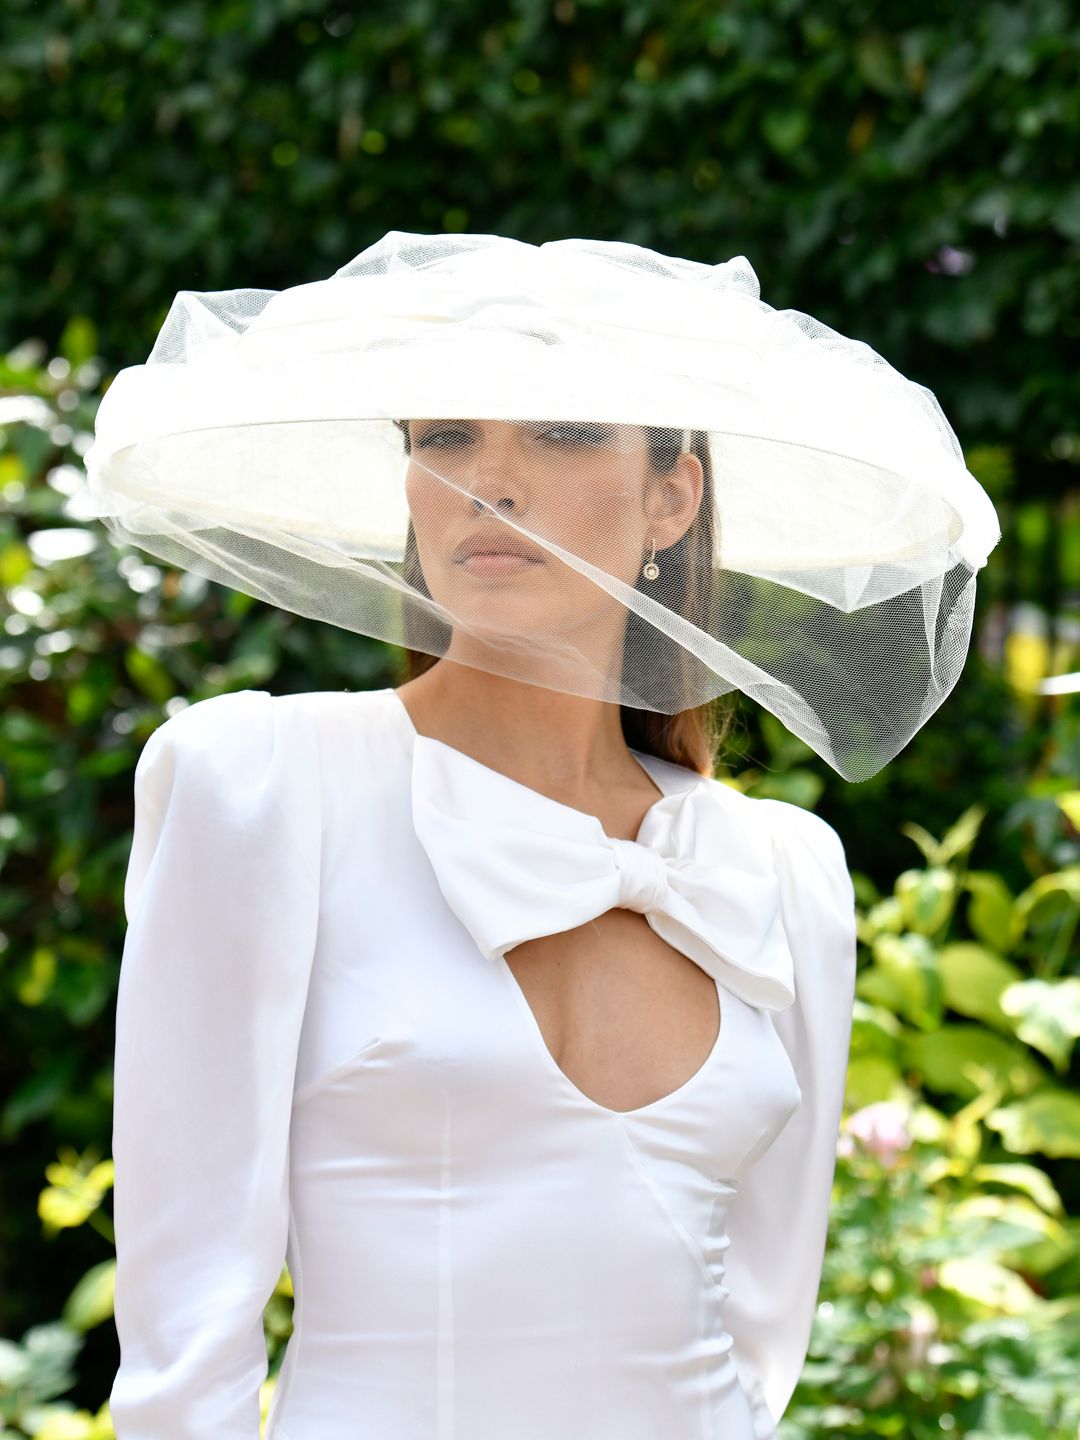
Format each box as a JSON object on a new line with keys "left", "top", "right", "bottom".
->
{"left": 644, "top": 451, "right": 704, "bottom": 551}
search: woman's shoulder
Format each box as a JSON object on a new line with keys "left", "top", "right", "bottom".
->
{"left": 133, "top": 687, "right": 334, "bottom": 813}
{"left": 125, "top": 690, "right": 325, "bottom": 921}
{"left": 140, "top": 686, "right": 391, "bottom": 755}
{"left": 752, "top": 789, "right": 847, "bottom": 859}
{"left": 696, "top": 773, "right": 850, "bottom": 879}
{"left": 747, "top": 790, "right": 855, "bottom": 939}
{"left": 134, "top": 688, "right": 273, "bottom": 783}
{"left": 135, "top": 687, "right": 403, "bottom": 829}
{"left": 140, "top": 685, "right": 269, "bottom": 745}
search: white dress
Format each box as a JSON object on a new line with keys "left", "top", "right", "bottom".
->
{"left": 109, "top": 685, "right": 858, "bottom": 1440}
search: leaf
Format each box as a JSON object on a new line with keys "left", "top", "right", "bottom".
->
{"left": 962, "top": 871, "right": 1016, "bottom": 949}
{"left": 936, "top": 1256, "right": 1043, "bottom": 1314}
{"left": 899, "top": 819, "right": 940, "bottom": 864}
{"left": 950, "top": 1193, "right": 1070, "bottom": 1251}
{"left": 757, "top": 709, "right": 817, "bottom": 769}
{"left": 938, "top": 941, "right": 1025, "bottom": 1030}
{"left": 762, "top": 106, "right": 810, "bottom": 156}
{"left": 849, "top": 999, "right": 903, "bottom": 1057}
{"left": 1011, "top": 867, "right": 1080, "bottom": 962}
{"left": 58, "top": 315, "right": 99, "bottom": 368}
{"left": 870, "top": 932, "right": 943, "bottom": 1025}
{"left": 853, "top": 34, "right": 903, "bottom": 97}
{"left": 747, "top": 767, "right": 825, "bottom": 810}
{"left": 896, "top": 866, "right": 956, "bottom": 934}
{"left": 988, "top": 1090, "right": 1080, "bottom": 1158}
{"left": 903, "top": 1024, "right": 1043, "bottom": 1101}
{"left": 39, "top": 1151, "right": 113, "bottom": 1232}
{"left": 123, "top": 645, "right": 175, "bottom": 706}
{"left": 844, "top": 1053, "right": 905, "bottom": 1111}
{"left": 0, "top": 538, "right": 33, "bottom": 587}
{"left": 937, "top": 804, "right": 987, "bottom": 863}
{"left": 922, "top": 43, "right": 983, "bottom": 119}
{"left": 998, "top": 977, "right": 1080, "bottom": 1074}
{"left": 970, "top": 1163, "right": 1064, "bottom": 1217}
{"left": 17, "top": 945, "right": 57, "bottom": 1006}
{"left": 863, "top": 894, "right": 905, "bottom": 936}
{"left": 61, "top": 1259, "right": 115, "bottom": 1333}
{"left": 0, "top": 1056, "right": 77, "bottom": 1142}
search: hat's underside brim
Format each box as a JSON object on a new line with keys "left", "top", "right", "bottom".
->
{"left": 85, "top": 431, "right": 998, "bottom": 593}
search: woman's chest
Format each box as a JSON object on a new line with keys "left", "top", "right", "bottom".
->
{"left": 291, "top": 798, "right": 801, "bottom": 1185}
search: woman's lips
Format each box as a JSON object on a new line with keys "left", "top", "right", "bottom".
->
{"left": 456, "top": 553, "right": 543, "bottom": 575}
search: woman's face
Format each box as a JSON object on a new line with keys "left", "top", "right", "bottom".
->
{"left": 403, "top": 418, "right": 703, "bottom": 664}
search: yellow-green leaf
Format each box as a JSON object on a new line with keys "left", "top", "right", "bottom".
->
{"left": 937, "top": 1256, "right": 1043, "bottom": 1314}
{"left": 59, "top": 314, "right": 99, "bottom": 368}
{"left": 999, "top": 977, "right": 1080, "bottom": 1073}
{"left": 962, "top": 871, "right": 1016, "bottom": 949}
{"left": 870, "top": 932, "right": 942, "bottom": 1024}
{"left": 0, "top": 537, "right": 33, "bottom": 587}
{"left": 904, "top": 1024, "right": 1043, "bottom": 1100}
{"left": 988, "top": 1090, "right": 1080, "bottom": 1158}
{"left": 971, "top": 1162, "right": 1065, "bottom": 1216}
{"left": 845, "top": 1054, "right": 904, "bottom": 1110}
{"left": 938, "top": 942, "right": 1025, "bottom": 1030}
{"left": 950, "top": 1193, "right": 1070, "bottom": 1251}
{"left": 896, "top": 866, "right": 957, "bottom": 934}
{"left": 62, "top": 1258, "right": 115, "bottom": 1332}
{"left": 937, "top": 804, "right": 987, "bottom": 863}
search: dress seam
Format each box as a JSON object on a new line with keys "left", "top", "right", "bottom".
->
{"left": 614, "top": 1121, "right": 730, "bottom": 1301}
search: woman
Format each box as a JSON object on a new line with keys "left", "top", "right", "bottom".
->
{"left": 83, "top": 233, "right": 1000, "bottom": 1439}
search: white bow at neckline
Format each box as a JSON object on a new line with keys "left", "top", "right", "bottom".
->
{"left": 408, "top": 732, "right": 796, "bottom": 1013}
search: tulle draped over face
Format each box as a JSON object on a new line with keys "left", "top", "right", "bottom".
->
{"left": 76, "top": 231, "right": 1001, "bottom": 780}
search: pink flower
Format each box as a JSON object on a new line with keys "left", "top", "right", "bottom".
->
{"left": 843, "top": 1101, "right": 913, "bottom": 1168}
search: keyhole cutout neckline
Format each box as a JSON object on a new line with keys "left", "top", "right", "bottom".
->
{"left": 380, "top": 685, "right": 730, "bottom": 1120}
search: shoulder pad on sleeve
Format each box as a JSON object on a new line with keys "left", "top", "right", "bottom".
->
{"left": 755, "top": 797, "right": 856, "bottom": 932}
{"left": 134, "top": 688, "right": 277, "bottom": 814}
{"left": 754, "top": 794, "right": 849, "bottom": 869}
{"left": 125, "top": 691, "right": 291, "bottom": 923}
{"left": 142, "top": 687, "right": 272, "bottom": 753}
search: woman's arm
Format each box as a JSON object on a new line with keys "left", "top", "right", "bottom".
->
{"left": 721, "top": 801, "right": 858, "bottom": 1439}
{"left": 109, "top": 689, "right": 321, "bottom": 1439}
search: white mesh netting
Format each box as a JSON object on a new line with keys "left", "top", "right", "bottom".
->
{"left": 75, "top": 232, "right": 1001, "bottom": 780}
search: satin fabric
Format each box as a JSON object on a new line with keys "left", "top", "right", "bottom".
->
{"left": 109, "top": 686, "right": 858, "bottom": 1440}
{"left": 409, "top": 729, "right": 796, "bottom": 1011}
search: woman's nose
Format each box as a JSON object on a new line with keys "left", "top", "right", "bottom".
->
{"left": 467, "top": 485, "right": 516, "bottom": 513}
{"left": 465, "top": 452, "right": 525, "bottom": 513}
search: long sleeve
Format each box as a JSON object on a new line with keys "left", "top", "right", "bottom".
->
{"left": 109, "top": 688, "right": 322, "bottom": 1439}
{"left": 722, "top": 800, "right": 858, "bottom": 1440}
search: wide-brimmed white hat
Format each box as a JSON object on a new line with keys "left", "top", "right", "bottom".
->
{"left": 74, "top": 230, "right": 1001, "bottom": 780}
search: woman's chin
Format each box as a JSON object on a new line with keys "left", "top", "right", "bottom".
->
{"left": 437, "top": 562, "right": 552, "bottom": 607}
{"left": 432, "top": 585, "right": 564, "bottom": 644}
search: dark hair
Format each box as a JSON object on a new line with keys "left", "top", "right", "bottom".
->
{"left": 394, "top": 419, "right": 736, "bottom": 776}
